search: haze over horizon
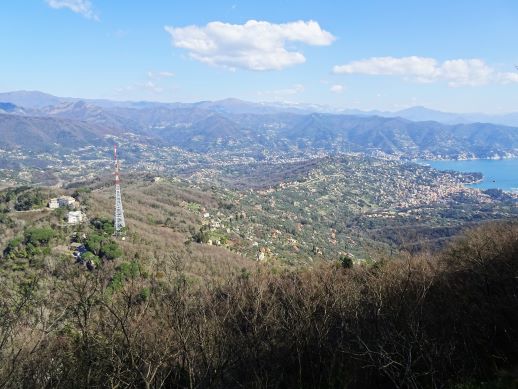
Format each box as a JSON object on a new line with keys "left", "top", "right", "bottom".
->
{"left": 1, "top": 1, "right": 518, "bottom": 114}
{"left": 3, "top": 89, "right": 518, "bottom": 119}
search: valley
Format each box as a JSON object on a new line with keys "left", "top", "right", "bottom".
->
{"left": 2, "top": 155, "right": 515, "bottom": 269}
{"left": 0, "top": 91, "right": 516, "bottom": 260}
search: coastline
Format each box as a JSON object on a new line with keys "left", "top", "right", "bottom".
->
{"left": 416, "top": 158, "right": 518, "bottom": 194}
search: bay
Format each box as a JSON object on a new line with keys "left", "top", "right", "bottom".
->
{"left": 419, "top": 159, "right": 518, "bottom": 193}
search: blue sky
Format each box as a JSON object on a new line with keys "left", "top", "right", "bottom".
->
{"left": 1, "top": 0, "right": 518, "bottom": 113}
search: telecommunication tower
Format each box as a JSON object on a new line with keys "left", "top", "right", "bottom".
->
{"left": 113, "top": 144, "right": 126, "bottom": 235}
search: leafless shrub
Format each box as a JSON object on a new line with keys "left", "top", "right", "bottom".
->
{"left": 0, "top": 221, "right": 516, "bottom": 388}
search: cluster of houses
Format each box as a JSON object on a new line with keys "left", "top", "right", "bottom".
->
{"left": 47, "top": 195, "right": 86, "bottom": 225}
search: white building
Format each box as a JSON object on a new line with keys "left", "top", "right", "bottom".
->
{"left": 48, "top": 195, "right": 76, "bottom": 209}
{"left": 58, "top": 196, "right": 76, "bottom": 207}
{"left": 67, "top": 211, "right": 84, "bottom": 224}
{"left": 48, "top": 198, "right": 59, "bottom": 209}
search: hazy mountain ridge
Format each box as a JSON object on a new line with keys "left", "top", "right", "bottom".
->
{"left": 141, "top": 112, "right": 518, "bottom": 159}
{"left": 379, "top": 106, "right": 518, "bottom": 127}
{"left": 0, "top": 113, "right": 118, "bottom": 152}
{"left": 2, "top": 90, "right": 518, "bottom": 125}
{"left": 0, "top": 91, "right": 517, "bottom": 160}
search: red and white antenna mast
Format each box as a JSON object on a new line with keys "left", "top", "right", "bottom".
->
{"left": 113, "top": 144, "right": 125, "bottom": 234}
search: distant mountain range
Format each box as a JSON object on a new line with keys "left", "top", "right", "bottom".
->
{"left": 0, "top": 90, "right": 517, "bottom": 160}
{"left": 2, "top": 90, "right": 518, "bottom": 126}
{"left": 373, "top": 106, "right": 518, "bottom": 128}
{"left": 0, "top": 113, "right": 118, "bottom": 152}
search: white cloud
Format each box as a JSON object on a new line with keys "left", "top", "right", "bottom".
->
{"left": 46, "top": 0, "right": 99, "bottom": 20}
{"left": 165, "top": 20, "right": 335, "bottom": 71}
{"left": 333, "top": 56, "right": 518, "bottom": 87}
{"left": 330, "top": 84, "right": 344, "bottom": 93}
{"left": 148, "top": 71, "right": 175, "bottom": 79}
{"left": 334, "top": 56, "right": 439, "bottom": 82}
{"left": 440, "top": 59, "right": 493, "bottom": 86}
{"left": 498, "top": 72, "right": 518, "bottom": 83}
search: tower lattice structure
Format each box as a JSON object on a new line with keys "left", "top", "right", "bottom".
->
{"left": 113, "top": 144, "right": 126, "bottom": 234}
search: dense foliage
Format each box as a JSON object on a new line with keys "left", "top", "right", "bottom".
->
{"left": 13, "top": 189, "right": 45, "bottom": 211}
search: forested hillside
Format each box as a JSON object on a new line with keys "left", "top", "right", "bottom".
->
{"left": 0, "top": 176, "right": 517, "bottom": 388}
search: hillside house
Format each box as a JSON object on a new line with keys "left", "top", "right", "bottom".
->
{"left": 48, "top": 198, "right": 59, "bottom": 209}
{"left": 67, "top": 211, "right": 84, "bottom": 224}
{"left": 58, "top": 196, "right": 76, "bottom": 207}
{"left": 48, "top": 195, "right": 76, "bottom": 209}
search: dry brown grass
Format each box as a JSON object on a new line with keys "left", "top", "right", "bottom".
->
{"left": 87, "top": 179, "right": 257, "bottom": 281}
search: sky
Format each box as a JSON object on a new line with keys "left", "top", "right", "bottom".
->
{"left": 1, "top": 0, "right": 518, "bottom": 113}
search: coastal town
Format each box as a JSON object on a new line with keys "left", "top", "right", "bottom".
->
{"left": 167, "top": 156, "right": 517, "bottom": 261}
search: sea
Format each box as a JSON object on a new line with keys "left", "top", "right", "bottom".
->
{"left": 418, "top": 159, "right": 518, "bottom": 193}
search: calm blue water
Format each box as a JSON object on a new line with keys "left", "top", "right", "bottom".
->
{"left": 419, "top": 159, "right": 518, "bottom": 193}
